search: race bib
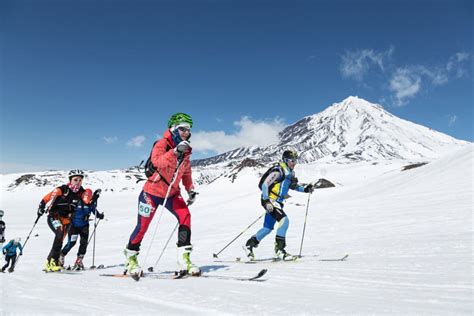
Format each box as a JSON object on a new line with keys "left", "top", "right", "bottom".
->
{"left": 138, "top": 202, "right": 153, "bottom": 217}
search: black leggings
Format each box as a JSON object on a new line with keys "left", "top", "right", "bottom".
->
{"left": 61, "top": 225, "right": 90, "bottom": 257}
{"left": 47, "top": 215, "right": 70, "bottom": 261}
{"left": 2, "top": 254, "right": 16, "bottom": 271}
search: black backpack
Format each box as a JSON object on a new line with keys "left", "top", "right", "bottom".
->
{"left": 258, "top": 164, "right": 282, "bottom": 190}
{"left": 142, "top": 141, "right": 171, "bottom": 181}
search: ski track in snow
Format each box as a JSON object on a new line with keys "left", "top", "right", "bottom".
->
{"left": 0, "top": 146, "right": 472, "bottom": 314}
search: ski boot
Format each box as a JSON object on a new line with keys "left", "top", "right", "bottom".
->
{"left": 8, "top": 267, "right": 14, "bottom": 273}
{"left": 177, "top": 245, "right": 201, "bottom": 276}
{"left": 245, "top": 236, "right": 259, "bottom": 261}
{"left": 73, "top": 255, "right": 85, "bottom": 270}
{"left": 123, "top": 248, "right": 141, "bottom": 280}
{"left": 44, "top": 258, "right": 62, "bottom": 272}
{"left": 274, "top": 236, "right": 293, "bottom": 261}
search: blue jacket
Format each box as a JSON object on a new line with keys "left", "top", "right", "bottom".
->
{"left": 72, "top": 202, "right": 100, "bottom": 228}
{"left": 2, "top": 240, "right": 23, "bottom": 256}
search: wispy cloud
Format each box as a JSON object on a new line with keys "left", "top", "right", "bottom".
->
{"left": 340, "top": 47, "right": 394, "bottom": 81}
{"left": 340, "top": 49, "right": 472, "bottom": 106}
{"left": 389, "top": 68, "right": 422, "bottom": 106}
{"left": 446, "top": 52, "right": 470, "bottom": 78}
{"left": 103, "top": 136, "right": 118, "bottom": 144}
{"left": 448, "top": 114, "right": 457, "bottom": 126}
{"left": 126, "top": 135, "right": 146, "bottom": 148}
{"left": 192, "top": 116, "right": 286, "bottom": 154}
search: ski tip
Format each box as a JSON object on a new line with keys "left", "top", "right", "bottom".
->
{"left": 341, "top": 254, "right": 349, "bottom": 261}
{"left": 258, "top": 269, "right": 268, "bottom": 277}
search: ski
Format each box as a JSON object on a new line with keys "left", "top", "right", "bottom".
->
{"left": 319, "top": 254, "right": 349, "bottom": 261}
{"left": 199, "top": 268, "right": 267, "bottom": 281}
{"left": 100, "top": 269, "right": 267, "bottom": 282}
{"left": 100, "top": 271, "right": 186, "bottom": 280}
{"left": 215, "top": 254, "right": 348, "bottom": 264}
{"left": 43, "top": 269, "right": 82, "bottom": 275}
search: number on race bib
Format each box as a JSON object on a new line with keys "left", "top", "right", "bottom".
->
{"left": 138, "top": 202, "right": 152, "bottom": 217}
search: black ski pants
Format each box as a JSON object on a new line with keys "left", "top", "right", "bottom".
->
{"left": 61, "top": 225, "right": 90, "bottom": 257}
{"left": 47, "top": 215, "right": 71, "bottom": 262}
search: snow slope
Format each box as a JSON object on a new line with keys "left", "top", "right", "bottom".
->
{"left": 0, "top": 146, "right": 472, "bottom": 314}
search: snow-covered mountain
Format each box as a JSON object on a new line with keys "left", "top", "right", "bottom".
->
{"left": 193, "top": 96, "right": 468, "bottom": 167}
{"left": 1, "top": 96, "right": 470, "bottom": 192}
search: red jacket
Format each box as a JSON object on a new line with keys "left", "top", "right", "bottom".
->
{"left": 143, "top": 129, "right": 194, "bottom": 198}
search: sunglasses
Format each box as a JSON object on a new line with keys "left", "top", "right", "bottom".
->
{"left": 177, "top": 126, "right": 191, "bottom": 133}
{"left": 285, "top": 158, "right": 297, "bottom": 163}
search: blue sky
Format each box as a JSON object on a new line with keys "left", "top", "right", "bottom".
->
{"left": 1, "top": 0, "right": 472, "bottom": 173}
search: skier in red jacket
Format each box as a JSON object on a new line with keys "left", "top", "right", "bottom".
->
{"left": 124, "top": 113, "right": 200, "bottom": 277}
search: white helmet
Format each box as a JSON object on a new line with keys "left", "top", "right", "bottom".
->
{"left": 14, "top": 237, "right": 21, "bottom": 243}
{"left": 68, "top": 169, "right": 85, "bottom": 180}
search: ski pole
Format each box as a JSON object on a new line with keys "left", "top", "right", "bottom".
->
{"left": 87, "top": 218, "right": 102, "bottom": 245}
{"left": 297, "top": 192, "right": 312, "bottom": 258}
{"left": 90, "top": 215, "right": 99, "bottom": 269}
{"left": 13, "top": 214, "right": 41, "bottom": 269}
{"left": 212, "top": 214, "right": 264, "bottom": 258}
{"left": 147, "top": 222, "right": 178, "bottom": 272}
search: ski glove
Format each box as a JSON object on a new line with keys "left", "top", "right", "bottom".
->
{"left": 96, "top": 212, "right": 104, "bottom": 220}
{"left": 187, "top": 190, "right": 198, "bottom": 206}
{"left": 304, "top": 184, "right": 314, "bottom": 193}
{"left": 37, "top": 201, "right": 46, "bottom": 216}
{"left": 91, "top": 189, "right": 102, "bottom": 204}
{"left": 175, "top": 141, "right": 191, "bottom": 155}
{"left": 261, "top": 199, "right": 274, "bottom": 212}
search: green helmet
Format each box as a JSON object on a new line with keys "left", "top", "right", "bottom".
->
{"left": 168, "top": 113, "right": 193, "bottom": 128}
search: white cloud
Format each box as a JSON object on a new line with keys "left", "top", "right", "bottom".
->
{"left": 103, "top": 136, "right": 118, "bottom": 144}
{"left": 340, "top": 47, "right": 393, "bottom": 81}
{"left": 446, "top": 52, "right": 471, "bottom": 78}
{"left": 448, "top": 115, "right": 457, "bottom": 126}
{"left": 192, "top": 116, "right": 286, "bottom": 154}
{"left": 127, "top": 135, "right": 146, "bottom": 148}
{"left": 389, "top": 68, "right": 421, "bottom": 106}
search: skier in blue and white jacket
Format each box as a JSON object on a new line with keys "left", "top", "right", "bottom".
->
{"left": 60, "top": 189, "right": 104, "bottom": 270}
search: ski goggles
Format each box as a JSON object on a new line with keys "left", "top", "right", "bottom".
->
{"left": 177, "top": 126, "right": 191, "bottom": 133}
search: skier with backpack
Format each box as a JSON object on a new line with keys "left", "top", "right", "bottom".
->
{"left": 37, "top": 170, "right": 95, "bottom": 272}
{"left": 1, "top": 238, "right": 23, "bottom": 273}
{"left": 60, "top": 189, "right": 104, "bottom": 270}
{"left": 124, "top": 112, "right": 200, "bottom": 278}
{"left": 245, "top": 149, "right": 314, "bottom": 260}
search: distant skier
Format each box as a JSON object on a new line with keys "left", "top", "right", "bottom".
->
{"left": 124, "top": 112, "right": 200, "bottom": 278}
{"left": 1, "top": 238, "right": 23, "bottom": 273}
{"left": 37, "top": 170, "right": 94, "bottom": 272}
{"left": 245, "top": 149, "right": 314, "bottom": 260}
{"left": 60, "top": 189, "right": 104, "bottom": 270}
{"left": 0, "top": 210, "right": 5, "bottom": 249}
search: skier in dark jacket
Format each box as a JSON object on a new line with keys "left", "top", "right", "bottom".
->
{"left": 37, "top": 170, "right": 94, "bottom": 272}
{"left": 60, "top": 189, "right": 104, "bottom": 270}
{"left": 1, "top": 238, "right": 23, "bottom": 273}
